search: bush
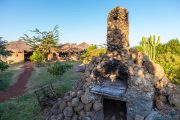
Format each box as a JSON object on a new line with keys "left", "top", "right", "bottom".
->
{"left": 0, "top": 61, "right": 9, "bottom": 72}
{"left": 47, "top": 62, "right": 73, "bottom": 77}
{"left": 156, "top": 52, "right": 180, "bottom": 84}
{"left": 155, "top": 39, "right": 180, "bottom": 84}
{"left": 80, "top": 45, "right": 97, "bottom": 60}
{"left": 30, "top": 51, "right": 46, "bottom": 64}
{"left": 0, "top": 37, "right": 11, "bottom": 71}
{"left": 135, "top": 46, "right": 144, "bottom": 52}
{"left": 81, "top": 45, "right": 106, "bottom": 64}
{"left": 156, "top": 39, "right": 180, "bottom": 56}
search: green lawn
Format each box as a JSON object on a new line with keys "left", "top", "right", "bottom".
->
{"left": 0, "top": 93, "right": 42, "bottom": 120}
{"left": 0, "top": 61, "right": 83, "bottom": 120}
{"left": 27, "top": 61, "right": 83, "bottom": 92}
{"left": 0, "top": 63, "right": 24, "bottom": 91}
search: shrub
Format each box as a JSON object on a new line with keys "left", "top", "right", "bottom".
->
{"left": 0, "top": 37, "right": 11, "bottom": 71}
{"left": 156, "top": 39, "right": 180, "bottom": 56}
{"left": 80, "top": 45, "right": 97, "bottom": 60}
{"left": 135, "top": 46, "right": 144, "bottom": 52}
{"left": 0, "top": 61, "right": 9, "bottom": 72}
{"left": 30, "top": 51, "right": 46, "bottom": 64}
{"left": 156, "top": 52, "right": 180, "bottom": 84}
{"left": 47, "top": 62, "right": 73, "bottom": 77}
{"left": 81, "top": 45, "right": 106, "bottom": 64}
{"left": 155, "top": 39, "right": 180, "bottom": 84}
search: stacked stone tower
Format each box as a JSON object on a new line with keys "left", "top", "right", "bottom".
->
{"left": 107, "top": 7, "right": 129, "bottom": 59}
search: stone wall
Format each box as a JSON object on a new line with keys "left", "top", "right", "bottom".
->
{"left": 48, "top": 49, "right": 179, "bottom": 120}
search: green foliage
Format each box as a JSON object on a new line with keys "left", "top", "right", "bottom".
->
{"left": 137, "top": 38, "right": 180, "bottom": 84}
{"left": 81, "top": 45, "right": 106, "bottom": 63}
{"left": 156, "top": 39, "right": 180, "bottom": 56}
{"left": 88, "top": 48, "right": 106, "bottom": 58}
{"left": 80, "top": 45, "right": 97, "bottom": 60}
{"left": 155, "top": 39, "right": 180, "bottom": 84}
{"left": 30, "top": 51, "right": 46, "bottom": 63}
{"left": 0, "top": 37, "right": 11, "bottom": 71}
{"left": 0, "top": 61, "right": 9, "bottom": 71}
{"left": 156, "top": 52, "right": 180, "bottom": 84}
{"left": 47, "top": 62, "right": 73, "bottom": 77}
{"left": 21, "top": 25, "right": 59, "bottom": 59}
{"left": 0, "top": 37, "right": 11, "bottom": 57}
{"left": 140, "top": 35, "right": 160, "bottom": 61}
{"left": 135, "top": 46, "right": 144, "bottom": 52}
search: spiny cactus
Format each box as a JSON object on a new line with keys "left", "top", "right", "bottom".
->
{"left": 140, "top": 35, "right": 160, "bottom": 61}
{"left": 149, "top": 35, "right": 160, "bottom": 61}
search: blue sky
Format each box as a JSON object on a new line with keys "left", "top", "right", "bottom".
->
{"left": 0, "top": 0, "right": 180, "bottom": 46}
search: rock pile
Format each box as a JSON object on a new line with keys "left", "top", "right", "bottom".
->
{"left": 48, "top": 6, "right": 180, "bottom": 120}
{"left": 49, "top": 49, "right": 179, "bottom": 120}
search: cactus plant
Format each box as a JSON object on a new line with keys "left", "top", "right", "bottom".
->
{"left": 149, "top": 35, "right": 160, "bottom": 61}
{"left": 140, "top": 35, "right": 160, "bottom": 61}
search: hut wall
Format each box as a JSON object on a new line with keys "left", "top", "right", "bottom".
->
{"left": 5, "top": 52, "right": 24, "bottom": 64}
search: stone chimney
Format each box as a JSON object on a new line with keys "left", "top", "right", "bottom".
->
{"left": 49, "top": 6, "right": 179, "bottom": 120}
{"left": 107, "top": 6, "right": 129, "bottom": 57}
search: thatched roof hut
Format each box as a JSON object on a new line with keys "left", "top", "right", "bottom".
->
{"left": 1, "top": 40, "right": 33, "bottom": 64}
{"left": 57, "top": 42, "right": 89, "bottom": 53}
{"left": 77, "top": 42, "right": 89, "bottom": 50}
{"left": 57, "top": 42, "right": 89, "bottom": 61}
{"left": 6, "top": 40, "right": 32, "bottom": 52}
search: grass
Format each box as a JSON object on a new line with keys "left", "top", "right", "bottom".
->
{"left": 0, "top": 61, "right": 83, "bottom": 120}
{"left": 0, "top": 71, "right": 13, "bottom": 91}
{"left": 27, "top": 61, "right": 83, "bottom": 92}
{"left": 0, "top": 93, "right": 42, "bottom": 120}
{"left": 0, "top": 63, "right": 24, "bottom": 91}
{"left": 0, "top": 81, "right": 74, "bottom": 120}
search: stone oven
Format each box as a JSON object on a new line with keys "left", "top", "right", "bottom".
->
{"left": 87, "top": 6, "right": 153, "bottom": 120}
{"left": 49, "top": 6, "right": 179, "bottom": 120}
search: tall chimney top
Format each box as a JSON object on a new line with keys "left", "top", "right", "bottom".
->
{"left": 107, "top": 6, "right": 129, "bottom": 55}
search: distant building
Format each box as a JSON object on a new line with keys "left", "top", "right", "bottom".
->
{"left": 0, "top": 41, "right": 89, "bottom": 64}
{"left": 57, "top": 42, "right": 89, "bottom": 61}
{"left": 1, "top": 40, "right": 32, "bottom": 64}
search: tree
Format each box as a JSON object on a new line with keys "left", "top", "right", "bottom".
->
{"left": 0, "top": 37, "right": 11, "bottom": 71}
{"left": 21, "top": 25, "right": 59, "bottom": 60}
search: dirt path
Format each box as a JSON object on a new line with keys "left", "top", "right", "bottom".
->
{"left": 0, "top": 62, "right": 34, "bottom": 102}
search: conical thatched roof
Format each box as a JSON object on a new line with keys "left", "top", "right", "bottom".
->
{"left": 6, "top": 40, "right": 32, "bottom": 52}
{"left": 77, "top": 42, "right": 89, "bottom": 50}
{"left": 57, "top": 42, "right": 89, "bottom": 53}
